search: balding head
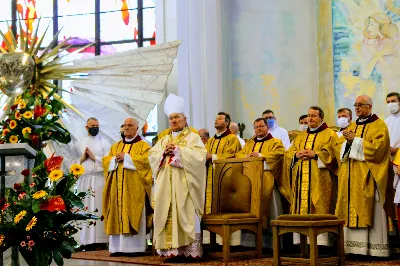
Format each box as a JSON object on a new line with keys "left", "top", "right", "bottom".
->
{"left": 123, "top": 118, "right": 139, "bottom": 138}
{"left": 355, "top": 95, "right": 373, "bottom": 118}
{"left": 198, "top": 128, "right": 210, "bottom": 145}
{"left": 229, "top": 122, "right": 239, "bottom": 135}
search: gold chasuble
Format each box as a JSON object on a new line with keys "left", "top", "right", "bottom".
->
{"left": 334, "top": 115, "right": 396, "bottom": 228}
{"left": 236, "top": 134, "right": 285, "bottom": 228}
{"left": 157, "top": 126, "right": 198, "bottom": 141}
{"left": 284, "top": 123, "right": 338, "bottom": 215}
{"left": 149, "top": 127, "right": 207, "bottom": 254}
{"left": 205, "top": 129, "right": 241, "bottom": 214}
{"left": 102, "top": 136, "right": 152, "bottom": 235}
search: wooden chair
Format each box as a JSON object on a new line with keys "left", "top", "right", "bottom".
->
{"left": 271, "top": 214, "right": 345, "bottom": 266}
{"left": 201, "top": 157, "right": 264, "bottom": 262}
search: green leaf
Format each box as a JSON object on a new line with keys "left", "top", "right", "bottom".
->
{"left": 69, "top": 194, "right": 84, "bottom": 208}
{"left": 32, "top": 200, "right": 41, "bottom": 213}
{"left": 60, "top": 241, "right": 75, "bottom": 253}
{"left": 53, "top": 249, "right": 64, "bottom": 266}
{"left": 76, "top": 192, "right": 86, "bottom": 198}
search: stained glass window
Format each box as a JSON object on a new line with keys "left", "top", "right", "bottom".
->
{"left": 5, "top": 0, "right": 157, "bottom": 134}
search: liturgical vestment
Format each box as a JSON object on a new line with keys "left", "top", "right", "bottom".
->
{"left": 102, "top": 136, "right": 153, "bottom": 253}
{"left": 204, "top": 129, "right": 241, "bottom": 245}
{"left": 149, "top": 127, "right": 207, "bottom": 257}
{"left": 236, "top": 134, "right": 285, "bottom": 248}
{"left": 157, "top": 126, "right": 198, "bottom": 141}
{"left": 68, "top": 135, "right": 110, "bottom": 246}
{"left": 284, "top": 123, "right": 338, "bottom": 245}
{"left": 334, "top": 114, "right": 396, "bottom": 257}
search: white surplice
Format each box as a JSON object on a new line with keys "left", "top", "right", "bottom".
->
{"left": 268, "top": 124, "right": 290, "bottom": 150}
{"left": 107, "top": 136, "right": 148, "bottom": 253}
{"left": 385, "top": 113, "right": 400, "bottom": 203}
{"left": 69, "top": 135, "right": 111, "bottom": 245}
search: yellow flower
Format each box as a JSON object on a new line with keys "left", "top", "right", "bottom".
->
{"left": 14, "top": 210, "right": 27, "bottom": 224}
{"left": 70, "top": 164, "right": 85, "bottom": 177}
{"left": 15, "top": 111, "right": 21, "bottom": 120}
{"left": 9, "top": 120, "right": 17, "bottom": 129}
{"left": 0, "top": 235, "right": 4, "bottom": 246}
{"left": 23, "top": 111, "right": 33, "bottom": 119}
{"left": 2, "top": 129, "right": 10, "bottom": 136}
{"left": 48, "top": 170, "right": 63, "bottom": 182}
{"left": 26, "top": 216, "right": 37, "bottom": 231}
{"left": 9, "top": 135, "right": 18, "bottom": 144}
{"left": 19, "top": 101, "right": 26, "bottom": 109}
{"left": 22, "top": 127, "right": 32, "bottom": 135}
{"left": 32, "top": 190, "right": 47, "bottom": 199}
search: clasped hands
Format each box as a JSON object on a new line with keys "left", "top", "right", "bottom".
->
{"left": 164, "top": 143, "right": 176, "bottom": 156}
{"left": 80, "top": 147, "right": 95, "bottom": 163}
{"left": 246, "top": 152, "right": 260, "bottom": 158}
{"left": 342, "top": 129, "right": 355, "bottom": 143}
{"left": 295, "top": 149, "right": 316, "bottom": 160}
{"left": 115, "top": 152, "right": 126, "bottom": 163}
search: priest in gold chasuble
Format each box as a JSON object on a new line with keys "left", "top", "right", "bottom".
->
{"left": 284, "top": 106, "right": 338, "bottom": 246}
{"left": 333, "top": 95, "right": 396, "bottom": 257}
{"left": 203, "top": 112, "right": 242, "bottom": 245}
{"left": 149, "top": 94, "right": 207, "bottom": 259}
{"left": 236, "top": 118, "right": 285, "bottom": 248}
{"left": 102, "top": 118, "right": 153, "bottom": 256}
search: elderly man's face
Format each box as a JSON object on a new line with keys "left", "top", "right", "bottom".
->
{"left": 198, "top": 129, "right": 209, "bottom": 144}
{"left": 354, "top": 97, "right": 372, "bottom": 118}
{"left": 169, "top": 113, "right": 186, "bottom": 132}
{"left": 123, "top": 118, "right": 138, "bottom": 138}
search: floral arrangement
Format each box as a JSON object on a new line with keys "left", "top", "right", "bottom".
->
{"left": 0, "top": 155, "right": 98, "bottom": 266}
{"left": 0, "top": 87, "right": 71, "bottom": 151}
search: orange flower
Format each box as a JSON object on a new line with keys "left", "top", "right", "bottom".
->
{"left": 9, "top": 120, "right": 17, "bottom": 129}
{"left": 15, "top": 111, "right": 21, "bottom": 120}
{"left": 2, "top": 129, "right": 10, "bottom": 136}
{"left": 40, "top": 196, "right": 66, "bottom": 212}
{"left": 44, "top": 154, "right": 63, "bottom": 173}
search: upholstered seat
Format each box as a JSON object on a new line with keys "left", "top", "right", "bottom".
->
{"left": 202, "top": 157, "right": 264, "bottom": 262}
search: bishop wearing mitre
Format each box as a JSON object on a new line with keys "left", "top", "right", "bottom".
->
{"left": 149, "top": 94, "right": 207, "bottom": 261}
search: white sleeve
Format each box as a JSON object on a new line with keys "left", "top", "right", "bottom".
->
{"left": 257, "top": 153, "right": 271, "bottom": 170}
{"left": 317, "top": 157, "right": 326, "bottom": 168}
{"left": 123, "top": 153, "right": 137, "bottom": 171}
{"left": 212, "top": 154, "right": 218, "bottom": 163}
{"left": 108, "top": 157, "right": 117, "bottom": 172}
{"left": 281, "top": 130, "right": 291, "bottom": 150}
{"left": 349, "top": 137, "right": 365, "bottom": 161}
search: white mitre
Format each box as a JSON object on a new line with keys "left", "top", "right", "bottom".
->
{"left": 164, "top": 93, "right": 185, "bottom": 117}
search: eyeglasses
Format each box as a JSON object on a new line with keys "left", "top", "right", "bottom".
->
{"left": 353, "top": 103, "right": 370, "bottom": 108}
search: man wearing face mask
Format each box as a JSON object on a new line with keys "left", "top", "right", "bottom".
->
{"left": 262, "top": 110, "right": 290, "bottom": 150}
{"left": 385, "top": 92, "right": 400, "bottom": 157}
{"left": 299, "top": 115, "right": 308, "bottom": 132}
{"left": 336, "top": 108, "right": 352, "bottom": 137}
{"left": 68, "top": 117, "right": 111, "bottom": 250}
{"left": 384, "top": 92, "right": 400, "bottom": 215}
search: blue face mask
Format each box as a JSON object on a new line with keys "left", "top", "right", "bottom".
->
{"left": 267, "top": 119, "right": 275, "bottom": 128}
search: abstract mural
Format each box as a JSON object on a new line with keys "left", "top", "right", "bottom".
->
{"left": 332, "top": 0, "right": 400, "bottom": 117}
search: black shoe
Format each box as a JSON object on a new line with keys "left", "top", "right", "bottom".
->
{"left": 110, "top": 252, "right": 124, "bottom": 257}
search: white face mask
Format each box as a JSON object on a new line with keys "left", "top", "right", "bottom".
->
{"left": 337, "top": 117, "right": 350, "bottom": 129}
{"left": 299, "top": 125, "right": 308, "bottom": 132}
{"left": 387, "top": 102, "right": 400, "bottom": 114}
